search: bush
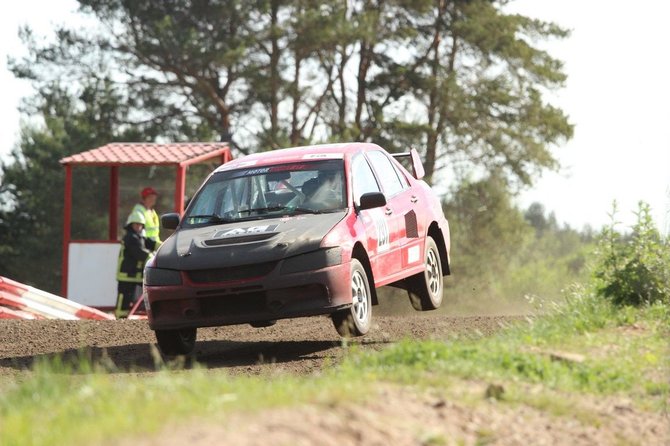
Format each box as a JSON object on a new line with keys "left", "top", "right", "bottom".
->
{"left": 594, "top": 202, "right": 670, "bottom": 306}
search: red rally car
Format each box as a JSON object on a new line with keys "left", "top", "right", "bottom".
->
{"left": 144, "top": 142, "right": 451, "bottom": 355}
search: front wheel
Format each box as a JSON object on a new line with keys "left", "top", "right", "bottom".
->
{"left": 331, "top": 259, "right": 372, "bottom": 337}
{"left": 155, "top": 328, "right": 197, "bottom": 356}
{"left": 407, "top": 236, "right": 443, "bottom": 311}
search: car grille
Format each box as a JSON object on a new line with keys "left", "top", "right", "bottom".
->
{"left": 151, "top": 284, "right": 329, "bottom": 319}
{"left": 187, "top": 261, "right": 277, "bottom": 283}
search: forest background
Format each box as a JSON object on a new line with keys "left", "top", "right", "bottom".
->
{"left": 0, "top": 0, "right": 659, "bottom": 313}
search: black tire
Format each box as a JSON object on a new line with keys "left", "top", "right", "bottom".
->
{"left": 155, "top": 328, "right": 197, "bottom": 356}
{"left": 331, "top": 259, "right": 372, "bottom": 337}
{"left": 408, "top": 236, "right": 444, "bottom": 311}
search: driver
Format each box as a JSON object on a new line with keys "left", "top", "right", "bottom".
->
{"left": 304, "top": 170, "right": 343, "bottom": 209}
{"left": 285, "top": 169, "right": 344, "bottom": 210}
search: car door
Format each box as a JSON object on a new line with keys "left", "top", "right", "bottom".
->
{"left": 364, "top": 150, "right": 409, "bottom": 283}
{"left": 350, "top": 153, "right": 398, "bottom": 283}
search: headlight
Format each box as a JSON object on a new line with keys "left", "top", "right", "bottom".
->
{"left": 280, "top": 248, "right": 342, "bottom": 275}
{"left": 144, "top": 267, "right": 182, "bottom": 286}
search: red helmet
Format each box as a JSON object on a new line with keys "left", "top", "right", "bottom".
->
{"left": 141, "top": 187, "right": 158, "bottom": 199}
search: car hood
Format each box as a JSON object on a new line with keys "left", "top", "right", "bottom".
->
{"left": 155, "top": 211, "right": 347, "bottom": 270}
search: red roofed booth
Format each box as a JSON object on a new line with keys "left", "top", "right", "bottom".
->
{"left": 60, "top": 142, "right": 232, "bottom": 308}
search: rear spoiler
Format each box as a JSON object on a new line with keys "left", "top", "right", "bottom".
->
{"left": 391, "top": 148, "right": 425, "bottom": 180}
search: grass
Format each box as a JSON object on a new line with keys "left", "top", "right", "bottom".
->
{"left": 0, "top": 360, "right": 366, "bottom": 446}
{"left": 344, "top": 286, "right": 668, "bottom": 399}
{"left": 1, "top": 288, "right": 668, "bottom": 445}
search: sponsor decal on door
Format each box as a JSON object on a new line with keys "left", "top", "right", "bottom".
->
{"left": 372, "top": 210, "right": 390, "bottom": 252}
{"left": 407, "top": 245, "right": 421, "bottom": 264}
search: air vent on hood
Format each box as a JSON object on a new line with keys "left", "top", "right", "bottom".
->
{"left": 204, "top": 232, "right": 277, "bottom": 246}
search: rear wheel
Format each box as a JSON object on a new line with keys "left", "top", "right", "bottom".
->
{"left": 331, "top": 259, "right": 372, "bottom": 337}
{"left": 155, "top": 328, "right": 197, "bottom": 356}
{"left": 408, "top": 236, "right": 443, "bottom": 311}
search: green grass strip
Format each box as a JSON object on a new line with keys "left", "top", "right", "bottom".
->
{"left": 1, "top": 291, "right": 667, "bottom": 445}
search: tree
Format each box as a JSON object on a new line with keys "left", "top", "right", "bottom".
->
{"left": 364, "top": 0, "right": 573, "bottom": 184}
{"left": 438, "top": 177, "right": 594, "bottom": 312}
{"left": 5, "top": 0, "right": 576, "bottom": 292}
{"left": 0, "top": 80, "right": 143, "bottom": 292}
{"left": 442, "top": 172, "right": 532, "bottom": 295}
{"left": 10, "top": 0, "right": 572, "bottom": 187}
{"left": 525, "top": 202, "right": 558, "bottom": 237}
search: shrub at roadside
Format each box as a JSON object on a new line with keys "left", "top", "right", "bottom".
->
{"left": 594, "top": 202, "right": 670, "bottom": 306}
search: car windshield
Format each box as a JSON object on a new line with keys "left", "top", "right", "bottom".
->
{"left": 183, "top": 159, "right": 346, "bottom": 226}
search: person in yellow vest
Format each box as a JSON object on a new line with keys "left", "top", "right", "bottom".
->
{"left": 115, "top": 212, "right": 157, "bottom": 318}
{"left": 127, "top": 186, "right": 161, "bottom": 246}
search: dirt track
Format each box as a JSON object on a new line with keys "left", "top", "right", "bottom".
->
{"left": 3, "top": 315, "right": 668, "bottom": 445}
{"left": 0, "top": 314, "right": 519, "bottom": 376}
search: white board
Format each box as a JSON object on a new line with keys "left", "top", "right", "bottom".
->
{"left": 67, "top": 243, "right": 120, "bottom": 307}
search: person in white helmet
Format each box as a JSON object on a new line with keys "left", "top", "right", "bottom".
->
{"left": 115, "top": 212, "right": 157, "bottom": 318}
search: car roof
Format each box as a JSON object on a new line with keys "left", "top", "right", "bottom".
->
{"left": 215, "top": 142, "right": 384, "bottom": 172}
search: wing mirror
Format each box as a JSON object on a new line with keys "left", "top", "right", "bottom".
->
{"left": 358, "top": 192, "right": 387, "bottom": 211}
{"left": 161, "top": 213, "right": 181, "bottom": 230}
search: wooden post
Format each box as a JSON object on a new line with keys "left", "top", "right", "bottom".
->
{"left": 61, "top": 164, "right": 73, "bottom": 297}
{"left": 109, "top": 166, "right": 119, "bottom": 240}
{"left": 221, "top": 149, "right": 231, "bottom": 165}
{"left": 175, "top": 165, "right": 186, "bottom": 214}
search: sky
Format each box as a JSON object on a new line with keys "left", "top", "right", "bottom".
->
{"left": 507, "top": 1, "right": 670, "bottom": 234}
{"left": 1, "top": 0, "right": 668, "bottom": 234}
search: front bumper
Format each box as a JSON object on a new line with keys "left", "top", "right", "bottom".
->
{"left": 145, "top": 260, "right": 352, "bottom": 330}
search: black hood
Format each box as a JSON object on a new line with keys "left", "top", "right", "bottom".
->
{"left": 155, "top": 211, "right": 346, "bottom": 270}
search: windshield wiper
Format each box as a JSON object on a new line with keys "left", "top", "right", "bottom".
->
{"left": 234, "top": 205, "right": 341, "bottom": 217}
{"left": 294, "top": 206, "right": 347, "bottom": 214}
{"left": 237, "top": 205, "right": 288, "bottom": 215}
{"left": 291, "top": 206, "right": 324, "bottom": 214}
{"left": 185, "top": 213, "right": 230, "bottom": 223}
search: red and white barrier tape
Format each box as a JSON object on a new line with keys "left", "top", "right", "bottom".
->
{"left": 0, "top": 276, "right": 115, "bottom": 320}
{"left": 0, "top": 305, "right": 43, "bottom": 320}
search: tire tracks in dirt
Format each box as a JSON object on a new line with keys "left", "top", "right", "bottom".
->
{"left": 0, "top": 314, "right": 521, "bottom": 377}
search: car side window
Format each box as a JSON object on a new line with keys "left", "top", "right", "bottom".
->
{"left": 351, "top": 154, "right": 381, "bottom": 206}
{"left": 392, "top": 160, "right": 410, "bottom": 189}
{"left": 366, "top": 150, "right": 404, "bottom": 197}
